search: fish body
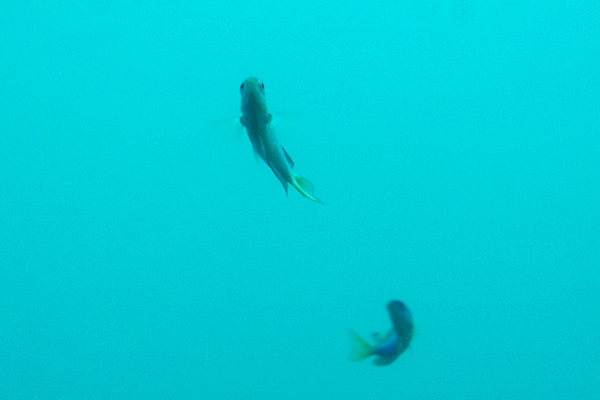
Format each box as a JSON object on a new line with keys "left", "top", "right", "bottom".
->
{"left": 239, "top": 77, "right": 323, "bottom": 204}
{"left": 349, "top": 300, "right": 414, "bottom": 366}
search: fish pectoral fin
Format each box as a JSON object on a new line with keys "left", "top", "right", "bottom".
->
{"left": 292, "top": 174, "right": 324, "bottom": 204}
{"left": 281, "top": 146, "right": 294, "bottom": 169}
{"left": 348, "top": 330, "right": 373, "bottom": 362}
{"left": 268, "top": 163, "right": 290, "bottom": 195}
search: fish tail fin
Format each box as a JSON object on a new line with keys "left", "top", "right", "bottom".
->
{"left": 291, "top": 174, "right": 324, "bottom": 204}
{"left": 348, "top": 330, "right": 373, "bottom": 362}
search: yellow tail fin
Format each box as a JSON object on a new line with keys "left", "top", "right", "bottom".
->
{"left": 348, "top": 330, "right": 373, "bottom": 362}
{"left": 292, "top": 174, "right": 324, "bottom": 204}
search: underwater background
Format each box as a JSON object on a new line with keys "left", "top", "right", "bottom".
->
{"left": 1, "top": 1, "right": 599, "bottom": 398}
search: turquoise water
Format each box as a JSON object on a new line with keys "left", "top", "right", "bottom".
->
{"left": 1, "top": 1, "right": 599, "bottom": 398}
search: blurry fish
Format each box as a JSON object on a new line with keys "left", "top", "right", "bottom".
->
{"left": 239, "top": 77, "right": 323, "bottom": 204}
{"left": 349, "top": 300, "right": 414, "bottom": 366}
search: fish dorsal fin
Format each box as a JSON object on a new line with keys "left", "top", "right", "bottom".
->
{"left": 282, "top": 146, "right": 294, "bottom": 169}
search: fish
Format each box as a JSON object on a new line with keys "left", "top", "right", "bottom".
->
{"left": 239, "top": 77, "right": 323, "bottom": 204}
{"left": 348, "top": 300, "right": 414, "bottom": 366}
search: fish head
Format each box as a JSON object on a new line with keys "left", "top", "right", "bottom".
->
{"left": 240, "top": 77, "right": 266, "bottom": 101}
{"left": 240, "top": 77, "right": 269, "bottom": 126}
{"left": 387, "top": 300, "right": 414, "bottom": 354}
{"left": 387, "top": 301, "right": 413, "bottom": 326}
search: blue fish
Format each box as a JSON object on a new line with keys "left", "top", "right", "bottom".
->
{"left": 349, "top": 300, "right": 414, "bottom": 366}
{"left": 239, "top": 77, "right": 323, "bottom": 204}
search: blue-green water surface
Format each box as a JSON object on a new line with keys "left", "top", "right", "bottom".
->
{"left": 1, "top": 1, "right": 599, "bottom": 399}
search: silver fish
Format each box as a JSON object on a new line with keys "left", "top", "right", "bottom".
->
{"left": 239, "top": 77, "right": 323, "bottom": 204}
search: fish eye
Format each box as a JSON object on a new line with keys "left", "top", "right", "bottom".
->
{"left": 260, "top": 81, "right": 265, "bottom": 90}
{"left": 240, "top": 83, "right": 245, "bottom": 90}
